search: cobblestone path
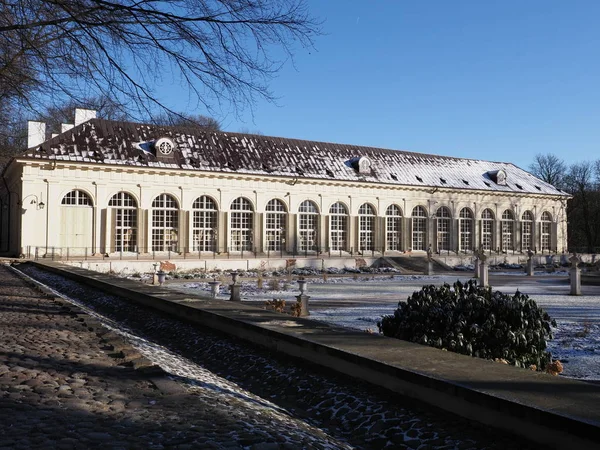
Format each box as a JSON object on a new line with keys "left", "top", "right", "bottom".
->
{"left": 2, "top": 263, "right": 540, "bottom": 449}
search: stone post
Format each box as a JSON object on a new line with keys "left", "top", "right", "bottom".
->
{"left": 156, "top": 270, "right": 166, "bottom": 286}
{"left": 297, "top": 278, "right": 309, "bottom": 316}
{"left": 478, "top": 253, "right": 489, "bottom": 287}
{"left": 208, "top": 280, "right": 221, "bottom": 299}
{"left": 569, "top": 253, "right": 581, "bottom": 296}
{"left": 230, "top": 271, "right": 241, "bottom": 301}
{"left": 426, "top": 245, "right": 434, "bottom": 276}
{"left": 526, "top": 248, "right": 534, "bottom": 277}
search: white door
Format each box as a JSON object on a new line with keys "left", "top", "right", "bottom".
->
{"left": 60, "top": 206, "right": 93, "bottom": 255}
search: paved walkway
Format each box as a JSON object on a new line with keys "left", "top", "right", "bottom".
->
{"left": 0, "top": 264, "right": 348, "bottom": 449}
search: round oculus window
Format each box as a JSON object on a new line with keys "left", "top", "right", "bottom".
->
{"left": 155, "top": 137, "right": 176, "bottom": 155}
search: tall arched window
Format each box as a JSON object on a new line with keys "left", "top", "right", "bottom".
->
{"left": 459, "top": 208, "right": 473, "bottom": 252}
{"left": 265, "top": 199, "right": 287, "bottom": 251}
{"left": 481, "top": 209, "right": 494, "bottom": 251}
{"left": 230, "top": 197, "right": 253, "bottom": 251}
{"left": 521, "top": 210, "right": 533, "bottom": 252}
{"left": 108, "top": 192, "right": 137, "bottom": 252}
{"left": 386, "top": 205, "right": 402, "bottom": 251}
{"left": 298, "top": 200, "right": 319, "bottom": 252}
{"left": 436, "top": 207, "right": 451, "bottom": 252}
{"left": 329, "top": 202, "right": 347, "bottom": 251}
{"left": 358, "top": 203, "right": 375, "bottom": 251}
{"left": 152, "top": 194, "right": 179, "bottom": 252}
{"left": 192, "top": 196, "right": 217, "bottom": 252}
{"left": 412, "top": 206, "right": 427, "bottom": 251}
{"left": 541, "top": 211, "right": 552, "bottom": 252}
{"left": 501, "top": 209, "right": 514, "bottom": 252}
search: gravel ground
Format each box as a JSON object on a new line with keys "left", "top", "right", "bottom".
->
{"left": 7, "top": 263, "right": 539, "bottom": 449}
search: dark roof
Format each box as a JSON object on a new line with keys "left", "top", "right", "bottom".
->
{"left": 21, "top": 118, "right": 565, "bottom": 196}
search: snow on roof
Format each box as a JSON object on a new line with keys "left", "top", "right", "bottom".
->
{"left": 21, "top": 118, "right": 565, "bottom": 196}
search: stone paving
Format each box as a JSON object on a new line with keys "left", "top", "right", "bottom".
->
{"left": 7, "top": 263, "right": 543, "bottom": 449}
{"left": 0, "top": 264, "right": 349, "bottom": 449}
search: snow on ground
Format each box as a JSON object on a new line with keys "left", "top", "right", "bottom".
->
{"left": 172, "top": 273, "right": 600, "bottom": 381}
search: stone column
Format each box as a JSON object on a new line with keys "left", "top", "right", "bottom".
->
{"left": 526, "top": 249, "right": 535, "bottom": 276}
{"left": 426, "top": 245, "right": 434, "bottom": 275}
{"left": 479, "top": 253, "right": 489, "bottom": 287}
{"left": 230, "top": 271, "right": 241, "bottom": 301}
{"left": 569, "top": 253, "right": 581, "bottom": 296}
{"left": 296, "top": 278, "right": 309, "bottom": 316}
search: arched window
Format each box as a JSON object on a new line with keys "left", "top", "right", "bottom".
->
{"left": 436, "top": 207, "right": 451, "bottom": 252}
{"left": 230, "top": 197, "right": 253, "bottom": 251}
{"left": 108, "top": 192, "right": 137, "bottom": 252}
{"left": 358, "top": 203, "right": 375, "bottom": 251}
{"left": 298, "top": 200, "right": 319, "bottom": 252}
{"left": 481, "top": 209, "right": 494, "bottom": 251}
{"left": 501, "top": 209, "right": 514, "bottom": 252}
{"left": 521, "top": 210, "right": 533, "bottom": 252}
{"left": 192, "top": 196, "right": 217, "bottom": 252}
{"left": 459, "top": 208, "right": 473, "bottom": 252}
{"left": 412, "top": 206, "right": 427, "bottom": 251}
{"left": 152, "top": 194, "right": 179, "bottom": 252}
{"left": 386, "top": 205, "right": 402, "bottom": 251}
{"left": 541, "top": 211, "right": 552, "bottom": 252}
{"left": 329, "top": 202, "right": 347, "bottom": 251}
{"left": 265, "top": 199, "right": 287, "bottom": 252}
{"left": 61, "top": 190, "right": 92, "bottom": 206}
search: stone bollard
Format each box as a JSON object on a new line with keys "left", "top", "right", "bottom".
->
{"left": 569, "top": 253, "right": 581, "bottom": 296}
{"left": 296, "top": 278, "right": 309, "bottom": 316}
{"left": 156, "top": 270, "right": 166, "bottom": 286}
{"left": 526, "top": 249, "right": 535, "bottom": 277}
{"left": 427, "top": 260, "right": 434, "bottom": 276}
{"left": 473, "top": 258, "right": 479, "bottom": 279}
{"left": 207, "top": 280, "right": 221, "bottom": 299}
{"left": 478, "top": 253, "right": 489, "bottom": 287}
{"left": 230, "top": 271, "right": 241, "bottom": 301}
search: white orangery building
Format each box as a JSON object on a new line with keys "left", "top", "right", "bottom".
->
{"left": 0, "top": 109, "right": 569, "bottom": 263}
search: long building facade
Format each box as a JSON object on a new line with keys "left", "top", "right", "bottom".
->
{"left": 0, "top": 110, "right": 570, "bottom": 260}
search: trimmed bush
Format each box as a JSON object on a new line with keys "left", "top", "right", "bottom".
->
{"left": 378, "top": 280, "right": 556, "bottom": 370}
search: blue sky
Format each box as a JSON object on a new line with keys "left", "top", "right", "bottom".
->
{"left": 170, "top": 1, "right": 600, "bottom": 170}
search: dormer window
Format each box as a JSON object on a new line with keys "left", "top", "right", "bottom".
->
{"left": 154, "top": 137, "right": 176, "bottom": 155}
{"left": 515, "top": 183, "right": 523, "bottom": 190}
{"left": 440, "top": 178, "right": 446, "bottom": 184}
{"left": 390, "top": 174, "right": 398, "bottom": 181}
{"left": 487, "top": 169, "right": 507, "bottom": 186}
{"left": 463, "top": 179, "right": 469, "bottom": 185}
{"left": 357, "top": 156, "right": 371, "bottom": 174}
{"left": 415, "top": 176, "right": 423, "bottom": 182}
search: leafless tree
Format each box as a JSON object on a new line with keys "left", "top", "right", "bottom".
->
{"left": 528, "top": 153, "right": 567, "bottom": 189}
{"left": 564, "top": 161, "right": 600, "bottom": 252}
{"left": 37, "top": 95, "right": 129, "bottom": 135}
{"left": 0, "top": 0, "right": 320, "bottom": 118}
{"left": 151, "top": 112, "right": 221, "bottom": 131}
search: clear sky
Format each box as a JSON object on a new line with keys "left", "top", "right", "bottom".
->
{"left": 167, "top": 1, "right": 600, "bottom": 170}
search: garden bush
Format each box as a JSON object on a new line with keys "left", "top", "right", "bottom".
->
{"left": 378, "top": 280, "right": 556, "bottom": 370}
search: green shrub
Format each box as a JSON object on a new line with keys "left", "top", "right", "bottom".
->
{"left": 378, "top": 280, "right": 556, "bottom": 370}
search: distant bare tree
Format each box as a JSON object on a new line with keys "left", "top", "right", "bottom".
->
{"left": 528, "top": 154, "right": 567, "bottom": 189}
{"left": 0, "top": 0, "right": 320, "bottom": 118}
{"left": 152, "top": 112, "right": 221, "bottom": 131}
{"left": 564, "top": 161, "right": 600, "bottom": 252}
{"left": 37, "top": 96, "right": 129, "bottom": 136}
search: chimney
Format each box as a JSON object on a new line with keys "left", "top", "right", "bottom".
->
{"left": 74, "top": 108, "right": 97, "bottom": 126}
{"left": 27, "top": 121, "right": 46, "bottom": 148}
{"left": 61, "top": 123, "right": 74, "bottom": 133}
